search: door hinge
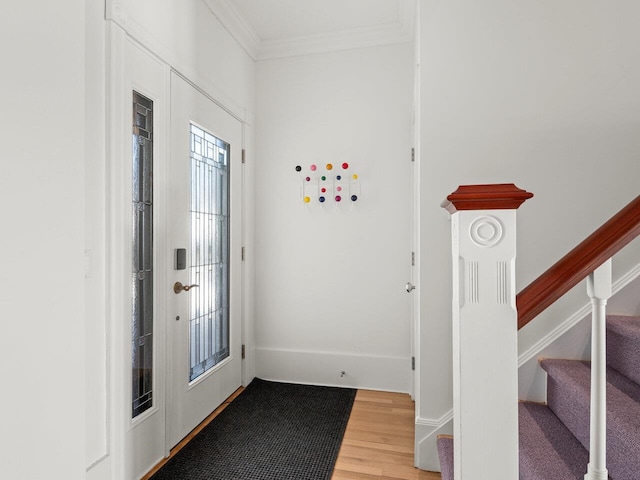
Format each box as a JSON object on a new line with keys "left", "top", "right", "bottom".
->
{"left": 411, "top": 252, "right": 415, "bottom": 266}
{"left": 241, "top": 149, "right": 246, "bottom": 164}
{"left": 241, "top": 246, "right": 245, "bottom": 261}
{"left": 241, "top": 344, "right": 246, "bottom": 359}
{"left": 411, "top": 356, "right": 415, "bottom": 371}
{"left": 411, "top": 147, "right": 415, "bottom": 162}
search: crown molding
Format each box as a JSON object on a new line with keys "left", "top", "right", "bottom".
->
{"left": 257, "top": 19, "right": 413, "bottom": 61}
{"left": 202, "top": 0, "right": 261, "bottom": 60}
{"left": 204, "top": 0, "right": 415, "bottom": 61}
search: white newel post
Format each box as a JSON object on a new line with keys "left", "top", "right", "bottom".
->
{"left": 442, "top": 184, "right": 533, "bottom": 480}
{"left": 585, "top": 259, "right": 612, "bottom": 480}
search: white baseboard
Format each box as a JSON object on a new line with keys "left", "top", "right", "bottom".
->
{"left": 414, "top": 414, "right": 453, "bottom": 472}
{"left": 254, "top": 347, "right": 411, "bottom": 392}
{"left": 86, "top": 455, "right": 111, "bottom": 480}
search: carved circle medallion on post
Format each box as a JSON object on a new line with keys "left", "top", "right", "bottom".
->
{"left": 470, "top": 216, "right": 504, "bottom": 248}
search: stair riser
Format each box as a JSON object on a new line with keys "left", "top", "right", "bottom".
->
{"left": 546, "top": 375, "right": 590, "bottom": 450}
{"left": 607, "top": 327, "right": 640, "bottom": 385}
{"left": 436, "top": 437, "right": 453, "bottom": 480}
{"left": 544, "top": 360, "right": 640, "bottom": 480}
{"left": 519, "top": 403, "right": 590, "bottom": 480}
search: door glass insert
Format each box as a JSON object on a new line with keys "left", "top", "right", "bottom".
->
{"left": 189, "top": 124, "right": 230, "bottom": 382}
{"left": 132, "top": 92, "right": 154, "bottom": 417}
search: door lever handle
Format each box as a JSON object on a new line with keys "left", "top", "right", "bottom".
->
{"left": 174, "top": 282, "right": 200, "bottom": 294}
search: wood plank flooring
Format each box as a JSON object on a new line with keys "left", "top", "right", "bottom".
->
{"left": 143, "top": 387, "right": 441, "bottom": 480}
{"left": 332, "top": 389, "right": 441, "bottom": 480}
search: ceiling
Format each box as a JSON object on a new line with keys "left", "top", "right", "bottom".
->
{"left": 204, "top": 0, "right": 415, "bottom": 60}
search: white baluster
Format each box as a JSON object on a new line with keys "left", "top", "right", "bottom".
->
{"left": 585, "top": 259, "right": 612, "bottom": 480}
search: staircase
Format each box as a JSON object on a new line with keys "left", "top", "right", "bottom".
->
{"left": 437, "top": 314, "right": 640, "bottom": 480}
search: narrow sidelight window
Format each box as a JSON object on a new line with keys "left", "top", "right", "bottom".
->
{"left": 132, "top": 92, "right": 154, "bottom": 418}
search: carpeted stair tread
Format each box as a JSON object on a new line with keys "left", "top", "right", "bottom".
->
{"left": 437, "top": 316, "right": 640, "bottom": 479}
{"left": 519, "top": 402, "right": 591, "bottom": 480}
{"left": 435, "top": 405, "right": 593, "bottom": 480}
{"left": 541, "top": 359, "right": 640, "bottom": 480}
{"left": 436, "top": 436, "right": 453, "bottom": 480}
{"left": 607, "top": 315, "right": 640, "bottom": 385}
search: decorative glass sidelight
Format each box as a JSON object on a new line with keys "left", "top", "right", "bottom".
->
{"left": 188, "top": 124, "right": 230, "bottom": 382}
{"left": 132, "top": 92, "right": 154, "bottom": 418}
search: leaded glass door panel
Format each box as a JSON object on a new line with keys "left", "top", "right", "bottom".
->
{"left": 188, "top": 123, "right": 231, "bottom": 382}
{"left": 168, "top": 73, "right": 242, "bottom": 448}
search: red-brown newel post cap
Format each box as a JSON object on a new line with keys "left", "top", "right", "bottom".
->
{"left": 441, "top": 184, "right": 534, "bottom": 214}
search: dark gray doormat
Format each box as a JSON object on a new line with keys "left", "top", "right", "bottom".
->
{"left": 150, "top": 378, "right": 357, "bottom": 480}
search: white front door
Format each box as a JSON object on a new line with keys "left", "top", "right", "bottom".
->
{"left": 168, "top": 72, "right": 243, "bottom": 448}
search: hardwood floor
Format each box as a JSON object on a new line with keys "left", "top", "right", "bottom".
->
{"left": 143, "top": 387, "right": 441, "bottom": 480}
{"left": 332, "top": 389, "right": 441, "bottom": 480}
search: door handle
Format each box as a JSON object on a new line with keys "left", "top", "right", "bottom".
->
{"left": 174, "top": 282, "right": 199, "bottom": 294}
{"left": 405, "top": 282, "right": 416, "bottom": 293}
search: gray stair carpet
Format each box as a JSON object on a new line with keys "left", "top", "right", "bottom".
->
{"left": 607, "top": 315, "right": 640, "bottom": 385}
{"left": 519, "top": 402, "right": 591, "bottom": 480}
{"left": 541, "top": 358, "right": 640, "bottom": 480}
{"left": 436, "top": 436, "right": 453, "bottom": 480}
{"left": 437, "top": 315, "right": 640, "bottom": 479}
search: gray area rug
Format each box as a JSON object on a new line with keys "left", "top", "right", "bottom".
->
{"left": 150, "top": 378, "right": 356, "bottom": 480}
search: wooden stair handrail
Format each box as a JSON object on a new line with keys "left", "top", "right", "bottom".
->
{"left": 517, "top": 195, "right": 640, "bottom": 330}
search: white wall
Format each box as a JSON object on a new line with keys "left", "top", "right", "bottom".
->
{"left": 0, "top": 2, "right": 86, "bottom": 479}
{"left": 416, "top": 0, "right": 640, "bottom": 470}
{"left": 254, "top": 43, "right": 415, "bottom": 392}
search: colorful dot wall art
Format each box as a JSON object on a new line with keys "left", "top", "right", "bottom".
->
{"left": 296, "top": 162, "right": 361, "bottom": 206}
